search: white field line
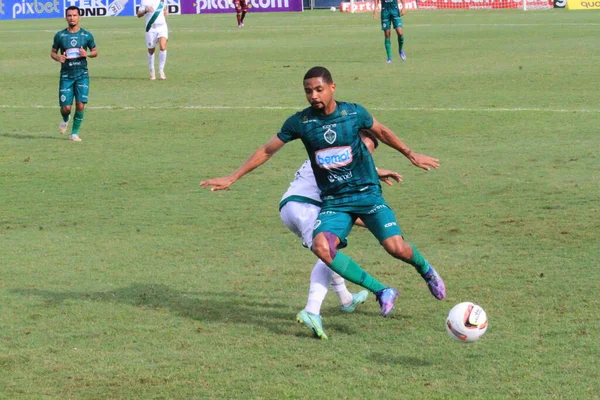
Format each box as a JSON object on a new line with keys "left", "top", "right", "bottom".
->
{"left": 2, "top": 23, "right": 600, "bottom": 34}
{"left": 0, "top": 104, "right": 598, "bottom": 113}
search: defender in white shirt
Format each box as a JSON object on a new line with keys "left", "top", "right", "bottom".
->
{"left": 137, "top": 0, "right": 169, "bottom": 80}
{"left": 280, "top": 130, "right": 402, "bottom": 340}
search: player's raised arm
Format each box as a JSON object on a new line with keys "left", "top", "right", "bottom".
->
{"left": 200, "top": 134, "right": 286, "bottom": 191}
{"left": 369, "top": 118, "right": 440, "bottom": 171}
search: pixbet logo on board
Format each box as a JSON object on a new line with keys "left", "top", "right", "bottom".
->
{"left": 12, "top": 0, "right": 60, "bottom": 18}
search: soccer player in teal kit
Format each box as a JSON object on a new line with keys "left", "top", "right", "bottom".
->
{"left": 201, "top": 67, "right": 445, "bottom": 321}
{"left": 373, "top": 0, "right": 406, "bottom": 63}
{"left": 51, "top": 6, "right": 98, "bottom": 142}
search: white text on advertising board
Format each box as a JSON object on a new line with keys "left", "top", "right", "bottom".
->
{"left": 13, "top": 0, "right": 60, "bottom": 18}
{"left": 197, "top": 0, "right": 289, "bottom": 11}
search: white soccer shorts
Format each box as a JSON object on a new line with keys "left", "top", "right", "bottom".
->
{"left": 280, "top": 201, "right": 321, "bottom": 249}
{"left": 145, "top": 24, "right": 168, "bottom": 49}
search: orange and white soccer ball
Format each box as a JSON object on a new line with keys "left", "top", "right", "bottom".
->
{"left": 446, "top": 302, "right": 488, "bottom": 342}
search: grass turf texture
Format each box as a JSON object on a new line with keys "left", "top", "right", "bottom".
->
{"left": 1, "top": 9, "right": 599, "bottom": 399}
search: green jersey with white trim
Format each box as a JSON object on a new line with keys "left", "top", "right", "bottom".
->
{"left": 277, "top": 101, "right": 381, "bottom": 206}
{"left": 52, "top": 28, "right": 96, "bottom": 79}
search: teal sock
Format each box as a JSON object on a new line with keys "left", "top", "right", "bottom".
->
{"left": 329, "top": 252, "right": 386, "bottom": 293}
{"left": 61, "top": 112, "right": 70, "bottom": 122}
{"left": 72, "top": 110, "right": 84, "bottom": 134}
{"left": 408, "top": 243, "right": 431, "bottom": 275}
{"left": 384, "top": 38, "right": 392, "bottom": 59}
{"left": 398, "top": 35, "right": 404, "bottom": 53}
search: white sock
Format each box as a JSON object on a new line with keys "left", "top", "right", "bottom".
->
{"left": 159, "top": 50, "right": 167, "bottom": 72}
{"left": 305, "top": 259, "right": 332, "bottom": 315}
{"left": 331, "top": 273, "right": 353, "bottom": 307}
{"left": 147, "top": 52, "right": 155, "bottom": 72}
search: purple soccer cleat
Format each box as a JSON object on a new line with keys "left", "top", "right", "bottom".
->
{"left": 423, "top": 266, "right": 446, "bottom": 300}
{"left": 399, "top": 51, "right": 406, "bottom": 61}
{"left": 386, "top": 59, "right": 392, "bottom": 64}
{"left": 375, "top": 287, "right": 398, "bottom": 317}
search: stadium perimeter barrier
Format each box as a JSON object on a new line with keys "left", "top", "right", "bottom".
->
{"left": 0, "top": 0, "right": 303, "bottom": 20}
{"left": 0, "top": 0, "right": 588, "bottom": 21}
{"left": 334, "top": 0, "right": 566, "bottom": 10}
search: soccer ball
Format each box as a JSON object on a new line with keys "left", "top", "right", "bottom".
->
{"left": 330, "top": 6, "right": 336, "bottom": 11}
{"left": 446, "top": 302, "right": 488, "bottom": 342}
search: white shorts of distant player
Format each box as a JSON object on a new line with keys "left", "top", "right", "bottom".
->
{"left": 145, "top": 24, "right": 168, "bottom": 49}
{"left": 279, "top": 201, "right": 321, "bottom": 249}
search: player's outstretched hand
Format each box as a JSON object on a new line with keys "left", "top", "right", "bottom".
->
{"left": 377, "top": 168, "right": 402, "bottom": 186}
{"left": 408, "top": 153, "right": 439, "bottom": 171}
{"left": 200, "top": 177, "right": 234, "bottom": 191}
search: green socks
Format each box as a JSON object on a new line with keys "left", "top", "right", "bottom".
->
{"left": 398, "top": 35, "right": 404, "bottom": 53}
{"left": 329, "top": 252, "right": 386, "bottom": 293}
{"left": 384, "top": 38, "right": 392, "bottom": 59}
{"left": 72, "top": 110, "right": 84, "bottom": 134}
{"left": 408, "top": 243, "right": 431, "bottom": 275}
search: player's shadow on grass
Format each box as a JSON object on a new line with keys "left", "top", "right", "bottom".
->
{"left": 0, "top": 133, "right": 63, "bottom": 140}
{"left": 12, "top": 283, "right": 298, "bottom": 337}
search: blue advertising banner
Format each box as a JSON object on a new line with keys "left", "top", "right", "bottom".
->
{"left": 1, "top": 0, "right": 64, "bottom": 20}
{"left": 0, "top": 0, "right": 301, "bottom": 19}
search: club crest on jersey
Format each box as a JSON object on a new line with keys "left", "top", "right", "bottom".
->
{"left": 70, "top": 38, "right": 77, "bottom": 47}
{"left": 340, "top": 110, "right": 347, "bottom": 116}
{"left": 324, "top": 128, "right": 336, "bottom": 144}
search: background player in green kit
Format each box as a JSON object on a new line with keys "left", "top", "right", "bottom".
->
{"left": 51, "top": 6, "right": 98, "bottom": 142}
{"left": 201, "top": 66, "right": 446, "bottom": 321}
{"left": 373, "top": 0, "right": 406, "bottom": 63}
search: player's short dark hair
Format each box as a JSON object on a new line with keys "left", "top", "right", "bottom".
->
{"left": 304, "top": 67, "right": 333, "bottom": 84}
{"left": 65, "top": 5, "right": 81, "bottom": 16}
{"left": 359, "top": 129, "right": 379, "bottom": 149}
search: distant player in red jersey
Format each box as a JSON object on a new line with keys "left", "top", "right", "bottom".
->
{"left": 234, "top": 0, "right": 248, "bottom": 27}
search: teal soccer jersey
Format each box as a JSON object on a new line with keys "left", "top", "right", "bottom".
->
{"left": 52, "top": 28, "right": 96, "bottom": 79}
{"left": 277, "top": 102, "right": 381, "bottom": 207}
{"left": 278, "top": 101, "right": 403, "bottom": 245}
{"left": 53, "top": 28, "right": 96, "bottom": 106}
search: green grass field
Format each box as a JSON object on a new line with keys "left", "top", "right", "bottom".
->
{"left": 1, "top": 9, "right": 599, "bottom": 399}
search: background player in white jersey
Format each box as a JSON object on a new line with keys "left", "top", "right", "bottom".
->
{"left": 137, "top": 0, "right": 169, "bottom": 80}
{"left": 280, "top": 130, "right": 402, "bottom": 339}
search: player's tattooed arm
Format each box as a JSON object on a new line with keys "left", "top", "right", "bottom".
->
{"left": 369, "top": 118, "right": 440, "bottom": 171}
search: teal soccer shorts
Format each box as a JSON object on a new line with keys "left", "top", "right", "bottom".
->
{"left": 381, "top": 9, "right": 403, "bottom": 31}
{"left": 313, "top": 201, "right": 403, "bottom": 248}
{"left": 59, "top": 74, "right": 89, "bottom": 106}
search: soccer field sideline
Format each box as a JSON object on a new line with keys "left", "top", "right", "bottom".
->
{"left": 2, "top": 104, "right": 598, "bottom": 113}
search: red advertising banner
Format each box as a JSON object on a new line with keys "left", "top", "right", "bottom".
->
{"left": 339, "top": 0, "right": 416, "bottom": 12}
{"left": 416, "top": 0, "right": 552, "bottom": 8}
